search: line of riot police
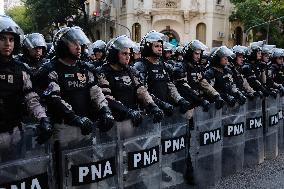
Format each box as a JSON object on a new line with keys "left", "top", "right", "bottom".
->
{"left": 1, "top": 14, "right": 284, "bottom": 188}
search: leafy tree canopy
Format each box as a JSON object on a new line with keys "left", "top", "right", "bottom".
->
{"left": 230, "top": 0, "right": 284, "bottom": 46}
{"left": 5, "top": 5, "right": 35, "bottom": 33}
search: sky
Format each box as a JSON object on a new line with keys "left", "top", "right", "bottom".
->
{"left": 0, "top": 0, "right": 4, "bottom": 15}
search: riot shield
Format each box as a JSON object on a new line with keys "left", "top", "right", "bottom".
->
{"left": 221, "top": 103, "right": 245, "bottom": 177}
{"left": 264, "top": 95, "right": 279, "bottom": 159}
{"left": 244, "top": 97, "right": 264, "bottom": 167}
{"left": 60, "top": 125, "right": 118, "bottom": 189}
{"left": 0, "top": 125, "right": 53, "bottom": 188}
{"left": 117, "top": 117, "right": 161, "bottom": 189}
{"left": 278, "top": 96, "right": 284, "bottom": 150}
{"left": 160, "top": 111, "right": 188, "bottom": 188}
{"left": 192, "top": 104, "right": 222, "bottom": 187}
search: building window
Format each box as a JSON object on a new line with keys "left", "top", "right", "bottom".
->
{"left": 110, "top": 27, "right": 114, "bottom": 38}
{"left": 96, "top": 30, "right": 101, "bottom": 40}
{"left": 132, "top": 23, "right": 141, "bottom": 42}
{"left": 196, "top": 23, "right": 206, "bottom": 44}
{"left": 216, "top": 0, "right": 222, "bottom": 5}
{"left": 122, "top": 0, "right": 126, "bottom": 6}
{"left": 235, "top": 26, "right": 243, "bottom": 45}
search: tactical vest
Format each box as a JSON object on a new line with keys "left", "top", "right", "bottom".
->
{"left": 0, "top": 60, "right": 24, "bottom": 132}
{"left": 104, "top": 65, "right": 137, "bottom": 110}
{"left": 231, "top": 66, "right": 244, "bottom": 91}
{"left": 212, "top": 67, "right": 234, "bottom": 93}
{"left": 185, "top": 62, "right": 203, "bottom": 90}
{"left": 54, "top": 61, "right": 92, "bottom": 118}
{"left": 146, "top": 61, "right": 169, "bottom": 102}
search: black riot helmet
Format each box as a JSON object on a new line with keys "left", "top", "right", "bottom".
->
{"left": 140, "top": 30, "right": 165, "bottom": 57}
{"left": 183, "top": 39, "right": 207, "bottom": 63}
{"left": 106, "top": 35, "right": 134, "bottom": 67}
{"left": 210, "top": 46, "right": 235, "bottom": 67}
{"left": 0, "top": 15, "right": 24, "bottom": 55}
{"left": 22, "top": 33, "right": 47, "bottom": 57}
{"left": 53, "top": 26, "right": 91, "bottom": 59}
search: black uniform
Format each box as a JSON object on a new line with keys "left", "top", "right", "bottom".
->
{"left": 134, "top": 58, "right": 192, "bottom": 114}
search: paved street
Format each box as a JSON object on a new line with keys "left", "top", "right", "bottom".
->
{"left": 211, "top": 151, "right": 284, "bottom": 189}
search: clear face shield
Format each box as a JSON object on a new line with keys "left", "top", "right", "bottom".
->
{"left": 61, "top": 27, "right": 91, "bottom": 48}
{"left": 23, "top": 33, "right": 47, "bottom": 50}
{"left": 0, "top": 15, "right": 24, "bottom": 36}
{"left": 112, "top": 35, "right": 135, "bottom": 51}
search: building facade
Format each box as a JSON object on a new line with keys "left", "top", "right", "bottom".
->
{"left": 86, "top": 0, "right": 244, "bottom": 48}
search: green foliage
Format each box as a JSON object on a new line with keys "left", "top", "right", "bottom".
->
{"left": 23, "top": 0, "right": 93, "bottom": 39}
{"left": 230, "top": 0, "right": 284, "bottom": 47}
{"left": 5, "top": 6, "right": 35, "bottom": 33}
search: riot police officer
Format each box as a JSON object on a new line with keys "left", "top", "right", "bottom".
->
{"left": 269, "top": 48, "right": 284, "bottom": 85}
{"left": 97, "top": 35, "right": 164, "bottom": 126}
{"left": 134, "top": 31, "right": 193, "bottom": 116}
{"left": 231, "top": 45, "right": 257, "bottom": 99}
{"left": 129, "top": 42, "right": 142, "bottom": 66}
{"left": 0, "top": 15, "right": 53, "bottom": 151}
{"left": 173, "top": 40, "right": 224, "bottom": 110}
{"left": 90, "top": 40, "right": 106, "bottom": 68}
{"left": 36, "top": 26, "right": 114, "bottom": 141}
{"left": 205, "top": 46, "right": 247, "bottom": 106}
{"left": 242, "top": 43, "right": 278, "bottom": 97}
{"left": 17, "top": 33, "right": 48, "bottom": 72}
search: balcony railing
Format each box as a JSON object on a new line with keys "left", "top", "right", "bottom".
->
{"left": 152, "top": 0, "right": 181, "bottom": 8}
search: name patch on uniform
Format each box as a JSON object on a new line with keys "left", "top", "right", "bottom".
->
{"left": 247, "top": 117, "right": 262, "bottom": 130}
{"left": 269, "top": 113, "right": 279, "bottom": 127}
{"left": 71, "top": 157, "right": 116, "bottom": 186}
{"left": 162, "top": 135, "right": 186, "bottom": 155}
{"left": 128, "top": 146, "right": 159, "bottom": 171}
{"left": 65, "top": 74, "right": 74, "bottom": 78}
{"left": 224, "top": 122, "right": 244, "bottom": 137}
{"left": 0, "top": 173, "right": 49, "bottom": 189}
{"left": 200, "top": 128, "right": 221, "bottom": 146}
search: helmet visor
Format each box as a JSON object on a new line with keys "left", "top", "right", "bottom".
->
{"left": 61, "top": 27, "right": 91, "bottom": 47}
{"left": 23, "top": 33, "right": 47, "bottom": 49}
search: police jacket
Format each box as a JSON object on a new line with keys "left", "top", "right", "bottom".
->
{"left": 96, "top": 63, "right": 155, "bottom": 120}
{"left": 270, "top": 63, "right": 284, "bottom": 85}
{"left": 173, "top": 60, "right": 219, "bottom": 99}
{"left": 133, "top": 58, "right": 183, "bottom": 105}
{"left": 0, "top": 58, "right": 47, "bottom": 132}
{"left": 229, "top": 64, "right": 255, "bottom": 94}
{"left": 242, "top": 61, "right": 270, "bottom": 92}
{"left": 36, "top": 58, "right": 108, "bottom": 122}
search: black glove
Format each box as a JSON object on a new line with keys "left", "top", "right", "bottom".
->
{"left": 148, "top": 104, "right": 164, "bottom": 123}
{"left": 35, "top": 117, "right": 54, "bottom": 144}
{"left": 278, "top": 86, "right": 284, "bottom": 97}
{"left": 127, "top": 109, "right": 143, "bottom": 127}
{"left": 201, "top": 99, "right": 210, "bottom": 112}
{"left": 235, "top": 91, "right": 246, "bottom": 105}
{"left": 253, "top": 91, "right": 263, "bottom": 98}
{"left": 97, "top": 106, "right": 115, "bottom": 132}
{"left": 160, "top": 102, "right": 174, "bottom": 117}
{"left": 270, "top": 89, "right": 278, "bottom": 99}
{"left": 214, "top": 95, "right": 224, "bottom": 110}
{"left": 245, "top": 92, "right": 255, "bottom": 100}
{"left": 70, "top": 116, "right": 94, "bottom": 135}
{"left": 178, "top": 98, "right": 193, "bottom": 114}
{"left": 262, "top": 88, "right": 270, "bottom": 97}
{"left": 225, "top": 95, "right": 236, "bottom": 107}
